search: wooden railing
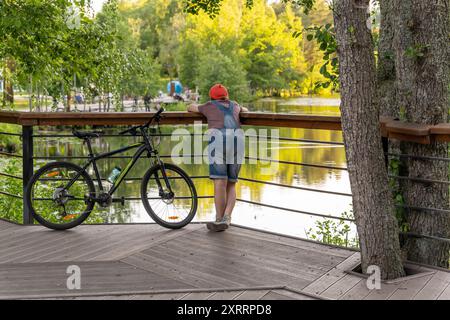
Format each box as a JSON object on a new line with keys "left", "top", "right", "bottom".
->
{"left": 0, "top": 111, "right": 449, "bottom": 143}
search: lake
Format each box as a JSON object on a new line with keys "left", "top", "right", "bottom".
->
{"left": 33, "top": 97, "right": 354, "bottom": 243}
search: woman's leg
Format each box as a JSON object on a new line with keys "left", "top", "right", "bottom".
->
{"left": 224, "top": 181, "right": 237, "bottom": 217}
{"left": 213, "top": 179, "right": 228, "bottom": 220}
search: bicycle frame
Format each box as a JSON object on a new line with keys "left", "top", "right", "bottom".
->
{"left": 85, "top": 142, "right": 150, "bottom": 195}
{"left": 63, "top": 130, "right": 168, "bottom": 201}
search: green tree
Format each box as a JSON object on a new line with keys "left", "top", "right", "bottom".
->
{"left": 174, "top": 0, "right": 308, "bottom": 98}
{"left": 240, "top": 1, "right": 306, "bottom": 95}
{"left": 0, "top": 0, "right": 92, "bottom": 107}
{"left": 177, "top": 38, "right": 202, "bottom": 89}
{"left": 196, "top": 48, "right": 250, "bottom": 102}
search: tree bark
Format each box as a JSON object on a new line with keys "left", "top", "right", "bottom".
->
{"left": 378, "top": 0, "right": 407, "bottom": 251}
{"left": 333, "top": 0, "right": 405, "bottom": 279}
{"left": 3, "top": 58, "right": 15, "bottom": 104}
{"left": 378, "top": 0, "right": 398, "bottom": 118}
{"left": 393, "top": 0, "right": 450, "bottom": 267}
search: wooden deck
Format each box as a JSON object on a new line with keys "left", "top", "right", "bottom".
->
{"left": 0, "top": 220, "right": 449, "bottom": 300}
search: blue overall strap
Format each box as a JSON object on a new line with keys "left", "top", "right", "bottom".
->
{"left": 211, "top": 100, "right": 233, "bottom": 112}
{"left": 211, "top": 100, "right": 239, "bottom": 129}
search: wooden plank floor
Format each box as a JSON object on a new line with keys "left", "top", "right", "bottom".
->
{"left": 1, "top": 220, "right": 449, "bottom": 300}
{"left": 33, "top": 288, "right": 319, "bottom": 300}
{"left": 302, "top": 252, "right": 450, "bottom": 300}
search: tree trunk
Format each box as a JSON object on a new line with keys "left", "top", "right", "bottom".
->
{"left": 4, "top": 78, "right": 14, "bottom": 104}
{"left": 378, "top": 0, "right": 407, "bottom": 249}
{"left": 66, "top": 93, "right": 71, "bottom": 112}
{"left": 378, "top": 0, "right": 398, "bottom": 118}
{"left": 333, "top": 0, "right": 405, "bottom": 279}
{"left": 393, "top": 0, "right": 450, "bottom": 267}
{"left": 3, "top": 58, "right": 15, "bottom": 105}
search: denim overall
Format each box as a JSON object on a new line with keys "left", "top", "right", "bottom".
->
{"left": 208, "top": 100, "right": 244, "bottom": 182}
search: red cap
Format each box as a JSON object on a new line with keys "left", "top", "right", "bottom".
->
{"left": 209, "top": 84, "right": 229, "bottom": 100}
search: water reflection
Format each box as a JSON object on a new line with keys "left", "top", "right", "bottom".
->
{"left": 249, "top": 97, "right": 341, "bottom": 116}
{"left": 34, "top": 97, "right": 353, "bottom": 239}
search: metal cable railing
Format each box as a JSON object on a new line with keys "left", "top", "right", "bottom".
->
{"left": 397, "top": 205, "right": 450, "bottom": 215}
{"left": 1, "top": 127, "right": 353, "bottom": 228}
{"left": 0, "top": 172, "right": 23, "bottom": 180}
{"left": 0, "top": 191, "right": 22, "bottom": 199}
{"left": 0, "top": 131, "right": 26, "bottom": 211}
{"left": 0, "top": 151, "right": 22, "bottom": 158}
{"left": 33, "top": 132, "right": 345, "bottom": 146}
{"left": 388, "top": 152, "right": 450, "bottom": 162}
{"left": 239, "top": 177, "right": 352, "bottom": 197}
{"left": 0, "top": 132, "right": 22, "bottom": 137}
{"left": 389, "top": 175, "right": 450, "bottom": 186}
{"left": 383, "top": 148, "right": 450, "bottom": 245}
{"left": 32, "top": 154, "right": 348, "bottom": 171}
{"left": 1, "top": 123, "right": 450, "bottom": 248}
{"left": 237, "top": 199, "right": 355, "bottom": 222}
{"left": 400, "top": 232, "right": 450, "bottom": 244}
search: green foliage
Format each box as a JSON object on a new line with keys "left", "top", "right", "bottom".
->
{"left": 306, "top": 210, "right": 359, "bottom": 248}
{"left": 388, "top": 158, "right": 409, "bottom": 232}
{"left": 184, "top": 0, "right": 315, "bottom": 18}
{"left": 0, "top": 158, "right": 23, "bottom": 223}
{"left": 1, "top": 0, "right": 336, "bottom": 105}
{"left": 0, "top": 0, "right": 161, "bottom": 110}
{"left": 161, "top": 102, "right": 189, "bottom": 111}
{"left": 0, "top": 156, "right": 116, "bottom": 225}
{"left": 0, "top": 0, "right": 90, "bottom": 75}
{"left": 240, "top": 2, "right": 306, "bottom": 94}
{"left": 179, "top": 0, "right": 335, "bottom": 97}
{"left": 196, "top": 48, "right": 250, "bottom": 102}
{"left": 177, "top": 39, "right": 201, "bottom": 89}
{"left": 174, "top": 0, "right": 311, "bottom": 98}
{"left": 84, "top": 0, "right": 162, "bottom": 108}
{"left": 302, "top": 23, "right": 339, "bottom": 91}
{"left": 405, "top": 44, "right": 430, "bottom": 60}
{"left": 0, "top": 124, "right": 21, "bottom": 152}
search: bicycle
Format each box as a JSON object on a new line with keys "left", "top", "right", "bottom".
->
{"left": 25, "top": 108, "right": 198, "bottom": 230}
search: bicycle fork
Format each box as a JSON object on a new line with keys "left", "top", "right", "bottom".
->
{"left": 153, "top": 157, "right": 174, "bottom": 199}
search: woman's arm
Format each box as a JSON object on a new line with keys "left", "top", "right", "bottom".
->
{"left": 187, "top": 104, "right": 200, "bottom": 113}
{"left": 240, "top": 106, "right": 249, "bottom": 112}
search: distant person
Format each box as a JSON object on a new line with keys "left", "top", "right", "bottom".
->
{"left": 75, "top": 93, "right": 83, "bottom": 104}
{"left": 143, "top": 94, "right": 152, "bottom": 112}
{"left": 133, "top": 96, "right": 139, "bottom": 111}
{"left": 188, "top": 84, "right": 248, "bottom": 232}
{"left": 174, "top": 94, "right": 184, "bottom": 102}
{"left": 185, "top": 88, "right": 192, "bottom": 101}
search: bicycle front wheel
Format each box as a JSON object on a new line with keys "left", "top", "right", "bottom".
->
{"left": 25, "top": 162, "right": 96, "bottom": 230}
{"left": 141, "top": 163, "right": 197, "bottom": 229}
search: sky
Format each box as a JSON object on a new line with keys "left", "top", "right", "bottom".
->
{"left": 91, "top": 0, "right": 107, "bottom": 13}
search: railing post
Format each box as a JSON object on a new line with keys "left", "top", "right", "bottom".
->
{"left": 22, "top": 125, "right": 34, "bottom": 225}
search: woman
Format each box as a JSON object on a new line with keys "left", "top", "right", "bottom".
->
{"left": 188, "top": 84, "right": 248, "bottom": 231}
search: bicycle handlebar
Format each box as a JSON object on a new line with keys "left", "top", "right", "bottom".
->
{"left": 119, "top": 107, "right": 165, "bottom": 136}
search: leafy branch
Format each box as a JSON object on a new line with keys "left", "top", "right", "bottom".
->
{"left": 294, "top": 23, "right": 339, "bottom": 91}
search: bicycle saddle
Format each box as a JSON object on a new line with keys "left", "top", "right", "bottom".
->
{"left": 72, "top": 130, "right": 103, "bottom": 139}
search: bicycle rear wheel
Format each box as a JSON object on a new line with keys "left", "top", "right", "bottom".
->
{"left": 25, "top": 162, "right": 96, "bottom": 230}
{"left": 141, "top": 163, "right": 197, "bottom": 229}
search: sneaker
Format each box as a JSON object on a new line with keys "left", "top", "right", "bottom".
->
{"left": 215, "top": 215, "right": 231, "bottom": 231}
{"left": 206, "top": 215, "right": 231, "bottom": 232}
{"left": 206, "top": 217, "right": 221, "bottom": 232}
